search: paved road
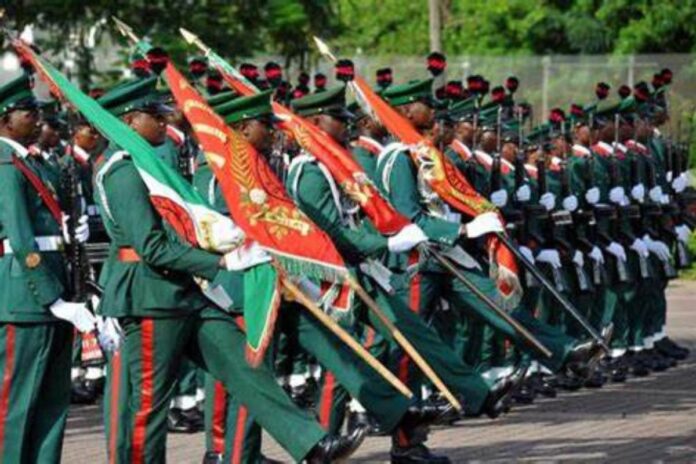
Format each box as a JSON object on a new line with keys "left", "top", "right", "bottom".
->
{"left": 63, "top": 280, "right": 696, "bottom": 463}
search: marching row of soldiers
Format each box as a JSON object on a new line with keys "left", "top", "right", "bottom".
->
{"left": 0, "top": 38, "right": 693, "bottom": 464}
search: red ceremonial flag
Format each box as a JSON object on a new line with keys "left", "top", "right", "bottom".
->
{"left": 212, "top": 62, "right": 411, "bottom": 236}
{"left": 349, "top": 75, "right": 522, "bottom": 305}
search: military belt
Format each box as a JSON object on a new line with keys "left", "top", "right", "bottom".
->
{"left": 0, "top": 236, "right": 64, "bottom": 255}
{"left": 117, "top": 247, "right": 141, "bottom": 263}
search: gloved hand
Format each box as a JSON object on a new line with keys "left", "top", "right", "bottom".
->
{"left": 675, "top": 224, "right": 692, "bottom": 244}
{"left": 61, "top": 214, "right": 90, "bottom": 244}
{"left": 605, "top": 242, "right": 627, "bottom": 262}
{"left": 644, "top": 235, "right": 671, "bottom": 262}
{"left": 209, "top": 219, "right": 246, "bottom": 253}
{"left": 666, "top": 170, "right": 674, "bottom": 183}
{"left": 388, "top": 224, "right": 428, "bottom": 253}
{"left": 585, "top": 187, "right": 600, "bottom": 205}
{"left": 223, "top": 242, "right": 271, "bottom": 271}
{"left": 562, "top": 195, "right": 578, "bottom": 212}
{"left": 660, "top": 193, "right": 670, "bottom": 205}
{"left": 609, "top": 186, "right": 626, "bottom": 205}
{"left": 630, "top": 238, "right": 649, "bottom": 258}
{"left": 464, "top": 212, "right": 505, "bottom": 238}
{"left": 490, "top": 189, "right": 508, "bottom": 208}
{"left": 589, "top": 246, "right": 605, "bottom": 264}
{"left": 539, "top": 192, "right": 556, "bottom": 211}
{"left": 96, "top": 317, "right": 122, "bottom": 353}
{"left": 519, "top": 245, "right": 535, "bottom": 264}
{"left": 649, "top": 186, "right": 663, "bottom": 203}
{"left": 49, "top": 298, "right": 97, "bottom": 333}
{"left": 536, "top": 249, "right": 562, "bottom": 269}
{"left": 631, "top": 183, "right": 645, "bottom": 202}
{"left": 515, "top": 184, "right": 531, "bottom": 202}
{"left": 572, "top": 250, "right": 584, "bottom": 267}
{"left": 672, "top": 172, "right": 688, "bottom": 193}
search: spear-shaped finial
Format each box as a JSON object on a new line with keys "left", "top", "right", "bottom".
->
{"left": 313, "top": 36, "right": 337, "bottom": 63}
{"left": 179, "top": 27, "right": 211, "bottom": 55}
{"left": 112, "top": 16, "right": 140, "bottom": 43}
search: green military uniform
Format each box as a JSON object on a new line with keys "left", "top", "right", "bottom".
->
{"left": 0, "top": 75, "right": 74, "bottom": 463}
{"left": 93, "top": 79, "right": 327, "bottom": 463}
{"left": 375, "top": 80, "right": 579, "bottom": 376}
{"left": 288, "top": 87, "right": 496, "bottom": 424}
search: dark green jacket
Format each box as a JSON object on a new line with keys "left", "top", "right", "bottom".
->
{"left": 0, "top": 140, "right": 66, "bottom": 322}
{"left": 94, "top": 146, "right": 221, "bottom": 318}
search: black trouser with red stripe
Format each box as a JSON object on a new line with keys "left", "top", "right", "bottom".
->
{"left": 0, "top": 321, "right": 72, "bottom": 463}
{"left": 110, "top": 306, "right": 327, "bottom": 464}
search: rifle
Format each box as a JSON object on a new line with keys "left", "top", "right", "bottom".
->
{"left": 607, "top": 115, "right": 631, "bottom": 282}
{"left": 557, "top": 156, "right": 590, "bottom": 291}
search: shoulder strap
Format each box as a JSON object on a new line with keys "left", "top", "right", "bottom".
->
{"left": 95, "top": 150, "right": 129, "bottom": 223}
{"left": 0, "top": 138, "right": 62, "bottom": 223}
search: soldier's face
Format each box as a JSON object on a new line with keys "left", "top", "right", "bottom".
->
{"left": 310, "top": 114, "right": 347, "bottom": 144}
{"left": 74, "top": 125, "right": 102, "bottom": 153}
{"left": 454, "top": 121, "right": 474, "bottom": 145}
{"left": 501, "top": 142, "right": 517, "bottom": 162}
{"left": 480, "top": 131, "right": 497, "bottom": 153}
{"left": 574, "top": 125, "right": 591, "bottom": 146}
{"left": 38, "top": 123, "right": 61, "bottom": 148}
{"left": 124, "top": 111, "right": 167, "bottom": 146}
{"left": 239, "top": 119, "right": 273, "bottom": 153}
{"left": 403, "top": 101, "right": 434, "bottom": 131}
{"left": 6, "top": 108, "right": 40, "bottom": 144}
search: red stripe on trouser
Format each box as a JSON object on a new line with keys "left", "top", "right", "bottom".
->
{"left": 132, "top": 319, "right": 155, "bottom": 464}
{"left": 0, "top": 325, "right": 15, "bottom": 458}
{"left": 230, "top": 405, "right": 248, "bottom": 464}
{"left": 318, "top": 372, "right": 336, "bottom": 430}
{"left": 212, "top": 381, "right": 228, "bottom": 454}
{"left": 109, "top": 351, "right": 122, "bottom": 464}
{"left": 396, "top": 255, "right": 422, "bottom": 447}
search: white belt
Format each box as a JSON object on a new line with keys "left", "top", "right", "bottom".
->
{"left": 1, "top": 236, "right": 64, "bottom": 254}
{"left": 87, "top": 205, "right": 100, "bottom": 216}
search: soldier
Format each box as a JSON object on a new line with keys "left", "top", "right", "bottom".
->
{"left": 91, "top": 75, "right": 365, "bottom": 463}
{"left": 0, "top": 73, "right": 96, "bottom": 462}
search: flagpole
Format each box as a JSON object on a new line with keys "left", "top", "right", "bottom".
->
{"left": 278, "top": 269, "right": 413, "bottom": 399}
{"left": 421, "top": 245, "right": 552, "bottom": 358}
{"left": 346, "top": 276, "right": 463, "bottom": 412}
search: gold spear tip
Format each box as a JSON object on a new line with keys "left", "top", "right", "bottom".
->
{"left": 313, "top": 36, "right": 337, "bottom": 63}
{"left": 111, "top": 16, "right": 139, "bottom": 42}
{"left": 179, "top": 28, "right": 197, "bottom": 44}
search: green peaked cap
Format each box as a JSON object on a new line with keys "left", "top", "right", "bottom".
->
{"left": 215, "top": 90, "right": 274, "bottom": 124}
{"left": 207, "top": 90, "right": 238, "bottom": 109}
{"left": 97, "top": 76, "right": 168, "bottom": 116}
{"left": 381, "top": 79, "right": 433, "bottom": 107}
{"left": 0, "top": 74, "right": 37, "bottom": 115}
{"left": 291, "top": 85, "right": 353, "bottom": 120}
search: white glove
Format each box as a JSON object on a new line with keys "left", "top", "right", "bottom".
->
{"left": 464, "top": 212, "right": 505, "bottom": 238}
{"left": 609, "top": 186, "right": 626, "bottom": 205}
{"left": 536, "top": 249, "right": 562, "bottom": 269}
{"left": 223, "top": 242, "right": 271, "bottom": 271}
{"left": 630, "top": 238, "right": 649, "bottom": 258}
{"left": 589, "top": 246, "right": 605, "bottom": 264}
{"left": 666, "top": 171, "right": 674, "bottom": 183}
{"left": 673, "top": 172, "right": 688, "bottom": 193}
{"left": 572, "top": 250, "right": 584, "bottom": 267}
{"left": 96, "top": 317, "right": 122, "bottom": 353}
{"left": 209, "top": 219, "right": 246, "bottom": 253}
{"left": 585, "top": 187, "right": 600, "bottom": 205}
{"left": 562, "top": 195, "right": 578, "bottom": 212}
{"left": 539, "top": 192, "right": 556, "bottom": 211}
{"left": 61, "top": 214, "right": 90, "bottom": 244}
{"left": 660, "top": 193, "right": 670, "bottom": 205}
{"left": 644, "top": 235, "right": 671, "bottom": 262}
{"left": 49, "top": 298, "right": 97, "bottom": 333}
{"left": 490, "top": 189, "right": 508, "bottom": 208}
{"left": 519, "top": 245, "right": 535, "bottom": 264}
{"left": 387, "top": 224, "right": 428, "bottom": 253}
{"left": 605, "top": 242, "right": 627, "bottom": 262}
{"left": 515, "top": 184, "right": 531, "bottom": 202}
{"left": 631, "top": 184, "right": 645, "bottom": 202}
{"left": 649, "top": 186, "right": 663, "bottom": 203}
{"left": 675, "top": 224, "right": 692, "bottom": 244}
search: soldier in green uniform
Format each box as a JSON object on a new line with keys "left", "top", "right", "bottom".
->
{"left": 92, "top": 76, "right": 365, "bottom": 464}
{"left": 0, "top": 74, "right": 97, "bottom": 463}
{"left": 374, "top": 79, "right": 605, "bottom": 387}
